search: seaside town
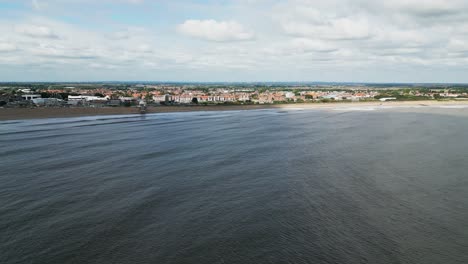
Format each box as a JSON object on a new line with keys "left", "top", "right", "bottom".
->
{"left": 1, "top": 83, "right": 468, "bottom": 108}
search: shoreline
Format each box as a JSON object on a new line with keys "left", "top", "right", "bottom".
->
{"left": 1, "top": 100, "right": 468, "bottom": 121}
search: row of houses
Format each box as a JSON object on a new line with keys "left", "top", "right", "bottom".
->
{"left": 153, "top": 94, "right": 250, "bottom": 104}
{"left": 11, "top": 88, "right": 468, "bottom": 108}
{"left": 67, "top": 95, "right": 139, "bottom": 106}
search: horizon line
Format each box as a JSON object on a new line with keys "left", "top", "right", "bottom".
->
{"left": 2, "top": 81, "right": 468, "bottom": 85}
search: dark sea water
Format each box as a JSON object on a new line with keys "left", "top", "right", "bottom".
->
{"left": 1, "top": 109, "right": 468, "bottom": 264}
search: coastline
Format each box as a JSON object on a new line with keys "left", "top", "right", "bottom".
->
{"left": 1, "top": 100, "right": 468, "bottom": 121}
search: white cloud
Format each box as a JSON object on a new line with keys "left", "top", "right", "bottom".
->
{"left": 177, "top": 19, "right": 254, "bottom": 42}
{"left": 16, "top": 25, "right": 59, "bottom": 39}
{"left": 0, "top": 43, "right": 17, "bottom": 52}
{"left": 270, "top": 0, "right": 468, "bottom": 63}
{"left": 110, "top": 31, "right": 131, "bottom": 40}
{"left": 31, "top": 0, "right": 41, "bottom": 10}
{"left": 282, "top": 17, "right": 371, "bottom": 40}
{"left": 2, "top": 0, "right": 468, "bottom": 81}
{"left": 289, "top": 38, "right": 338, "bottom": 53}
{"left": 447, "top": 39, "right": 468, "bottom": 53}
{"left": 382, "top": 0, "right": 468, "bottom": 17}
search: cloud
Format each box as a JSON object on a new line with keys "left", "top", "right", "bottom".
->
{"left": 2, "top": 0, "right": 468, "bottom": 81}
{"left": 0, "top": 43, "right": 17, "bottom": 52}
{"left": 31, "top": 0, "right": 41, "bottom": 10}
{"left": 448, "top": 39, "right": 468, "bottom": 52}
{"left": 382, "top": 0, "right": 468, "bottom": 17}
{"left": 281, "top": 17, "right": 371, "bottom": 40}
{"left": 16, "top": 25, "right": 59, "bottom": 39}
{"left": 30, "top": 44, "right": 99, "bottom": 59}
{"left": 177, "top": 19, "right": 254, "bottom": 42}
{"left": 289, "top": 38, "right": 338, "bottom": 53}
{"left": 110, "top": 31, "right": 131, "bottom": 40}
{"left": 270, "top": 0, "right": 468, "bottom": 61}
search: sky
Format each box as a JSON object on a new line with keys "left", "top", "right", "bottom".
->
{"left": 1, "top": 0, "right": 468, "bottom": 82}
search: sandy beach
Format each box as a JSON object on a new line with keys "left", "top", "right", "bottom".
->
{"left": 1, "top": 100, "right": 468, "bottom": 120}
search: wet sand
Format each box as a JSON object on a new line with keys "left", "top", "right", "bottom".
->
{"left": 1, "top": 100, "right": 468, "bottom": 120}
{"left": 0, "top": 105, "right": 276, "bottom": 120}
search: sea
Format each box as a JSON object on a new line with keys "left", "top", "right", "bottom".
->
{"left": 1, "top": 108, "right": 467, "bottom": 264}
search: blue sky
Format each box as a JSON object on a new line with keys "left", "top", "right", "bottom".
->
{"left": 1, "top": 0, "right": 468, "bottom": 82}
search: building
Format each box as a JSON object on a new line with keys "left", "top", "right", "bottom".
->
{"left": 173, "top": 95, "right": 193, "bottom": 103}
{"left": 285, "top": 92, "right": 295, "bottom": 99}
{"left": 68, "top": 95, "right": 108, "bottom": 102}
{"left": 22, "top": 94, "right": 41, "bottom": 100}
{"left": 32, "top": 98, "right": 64, "bottom": 106}
{"left": 153, "top": 94, "right": 172, "bottom": 104}
{"left": 379, "top": 97, "right": 397, "bottom": 101}
{"left": 119, "top": 96, "right": 135, "bottom": 102}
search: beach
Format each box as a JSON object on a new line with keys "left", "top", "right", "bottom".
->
{"left": 0, "top": 105, "right": 278, "bottom": 120}
{"left": 1, "top": 100, "right": 468, "bottom": 120}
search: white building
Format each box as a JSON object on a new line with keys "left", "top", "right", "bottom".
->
{"left": 285, "top": 92, "right": 295, "bottom": 99}
{"left": 119, "top": 96, "right": 135, "bottom": 102}
{"left": 236, "top": 93, "right": 250, "bottom": 101}
{"left": 22, "top": 94, "right": 41, "bottom": 100}
{"left": 173, "top": 95, "right": 193, "bottom": 103}
{"left": 379, "top": 97, "right": 397, "bottom": 101}
{"left": 153, "top": 95, "right": 172, "bottom": 103}
{"left": 32, "top": 98, "right": 63, "bottom": 106}
{"left": 68, "top": 95, "right": 108, "bottom": 101}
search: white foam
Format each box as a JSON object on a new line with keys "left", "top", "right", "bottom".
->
{"left": 329, "top": 104, "right": 466, "bottom": 111}
{"left": 282, "top": 108, "right": 305, "bottom": 111}
{"left": 332, "top": 107, "right": 377, "bottom": 111}
{"left": 438, "top": 105, "right": 468, "bottom": 109}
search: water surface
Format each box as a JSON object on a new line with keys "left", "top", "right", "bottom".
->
{"left": 1, "top": 109, "right": 467, "bottom": 264}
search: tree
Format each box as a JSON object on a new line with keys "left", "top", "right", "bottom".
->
{"left": 144, "top": 93, "right": 153, "bottom": 102}
{"left": 40, "top": 92, "right": 51, "bottom": 98}
{"left": 192, "top": 97, "right": 198, "bottom": 104}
